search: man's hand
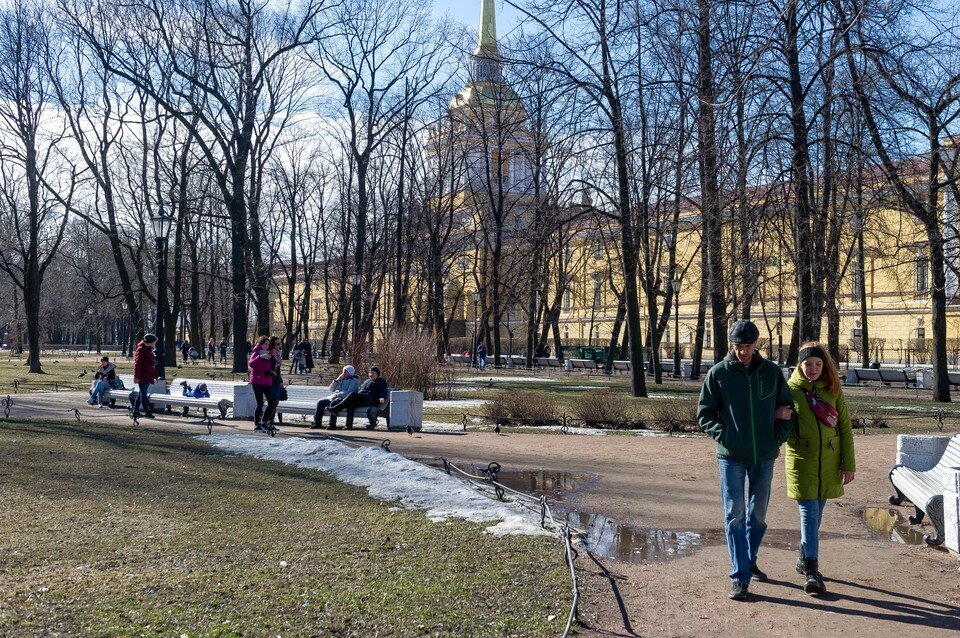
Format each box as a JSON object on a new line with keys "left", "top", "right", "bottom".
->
{"left": 379, "top": 398, "right": 385, "bottom": 404}
{"left": 774, "top": 406, "right": 793, "bottom": 420}
{"left": 840, "top": 470, "right": 855, "bottom": 485}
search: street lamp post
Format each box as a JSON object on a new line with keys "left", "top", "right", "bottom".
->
{"left": 121, "top": 302, "right": 128, "bottom": 357}
{"left": 671, "top": 277, "right": 682, "bottom": 378}
{"left": 151, "top": 205, "right": 173, "bottom": 380}
{"left": 87, "top": 308, "right": 94, "bottom": 352}
{"left": 472, "top": 291, "right": 480, "bottom": 369}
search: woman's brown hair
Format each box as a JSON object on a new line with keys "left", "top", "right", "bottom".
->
{"left": 256, "top": 336, "right": 269, "bottom": 346}
{"left": 798, "top": 341, "right": 840, "bottom": 395}
{"left": 268, "top": 335, "right": 281, "bottom": 349}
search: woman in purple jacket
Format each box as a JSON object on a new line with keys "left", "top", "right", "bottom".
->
{"left": 249, "top": 336, "right": 281, "bottom": 432}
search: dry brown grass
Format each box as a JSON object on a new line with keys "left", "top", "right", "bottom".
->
{"left": 485, "top": 391, "right": 560, "bottom": 426}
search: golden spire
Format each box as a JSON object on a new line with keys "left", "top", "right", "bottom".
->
{"left": 474, "top": 0, "right": 501, "bottom": 60}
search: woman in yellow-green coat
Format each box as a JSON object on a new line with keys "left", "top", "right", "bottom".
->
{"left": 786, "top": 342, "right": 856, "bottom": 596}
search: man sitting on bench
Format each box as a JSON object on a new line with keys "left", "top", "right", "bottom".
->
{"left": 311, "top": 365, "right": 360, "bottom": 430}
{"left": 328, "top": 366, "right": 389, "bottom": 430}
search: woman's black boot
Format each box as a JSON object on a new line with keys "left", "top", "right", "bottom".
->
{"left": 803, "top": 557, "right": 825, "bottom": 595}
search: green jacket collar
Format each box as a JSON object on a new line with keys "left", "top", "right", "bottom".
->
{"left": 789, "top": 366, "right": 826, "bottom": 391}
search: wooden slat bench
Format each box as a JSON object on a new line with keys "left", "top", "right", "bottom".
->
{"left": 889, "top": 433, "right": 960, "bottom": 545}
{"left": 852, "top": 368, "right": 883, "bottom": 386}
{"left": 878, "top": 369, "right": 918, "bottom": 387}
{"left": 277, "top": 384, "right": 391, "bottom": 429}
{"left": 101, "top": 374, "right": 167, "bottom": 410}
{"left": 612, "top": 360, "right": 631, "bottom": 373}
{"left": 569, "top": 358, "right": 599, "bottom": 371}
{"left": 949, "top": 372, "right": 960, "bottom": 390}
{"left": 149, "top": 378, "right": 238, "bottom": 423}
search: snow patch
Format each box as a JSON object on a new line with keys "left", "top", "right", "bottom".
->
{"left": 202, "top": 435, "right": 550, "bottom": 537}
{"left": 423, "top": 399, "right": 490, "bottom": 409}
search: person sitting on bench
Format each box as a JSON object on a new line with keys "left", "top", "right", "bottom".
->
{"left": 311, "top": 365, "right": 360, "bottom": 430}
{"left": 328, "top": 366, "right": 388, "bottom": 430}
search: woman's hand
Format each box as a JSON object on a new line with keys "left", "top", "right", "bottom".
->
{"left": 840, "top": 470, "right": 855, "bottom": 485}
{"left": 774, "top": 406, "right": 793, "bottom": 420}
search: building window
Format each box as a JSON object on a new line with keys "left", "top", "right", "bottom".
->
{"left": 852, "top": 262, "right": 863, "bottom": 296}
{"left": 916, "top": 256, "right": 929, "bottom": 292}
{"left": 594, "top": 241, "right": 602, "bottom": 260}
{"left": 917, "top": 327, "right": 926, "bottom": 340}
{"left": 564, "top": 247, "right": 573, "bottom": 262}
{"left": 564, "top": 288, "right": 572, "bottom": 312}
{"left": 593, "top": 279, "right": 602, "bottom": 307}
{"left": 705, "top": 329, "right": 712, "bottom": 348}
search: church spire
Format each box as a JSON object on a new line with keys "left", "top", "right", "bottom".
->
{"left": 471, "top": 0, "right": 502, "bottom": 82}
{"left": 474, "top": 0, "right": 500, "bottom": 60}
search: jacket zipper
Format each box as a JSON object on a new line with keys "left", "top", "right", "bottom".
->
{"left": 740, "top": 363, "right": 758, "bottom": 464}
{"left": 814, "top": 384, "right": 823, "bottom": 499}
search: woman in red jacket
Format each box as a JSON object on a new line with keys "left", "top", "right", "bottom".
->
{"left": 132, "top": 334, "right": 158, "bottom": 418}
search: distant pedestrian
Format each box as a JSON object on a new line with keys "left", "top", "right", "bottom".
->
{"left": 219, "top": 338, "right": 228, "bottom": 363}
{"left": 180, "top": 340, "right": 191, "bottom": 364}
{"left": 476, "top": 343, "right": 487, "bottom": 371}
{"left": 207, "top": 338, "right": 216, "bottom": 363}
{"left": 697, "top": 320, "right": 793, "bottom": 601}
{"left": 132, "top": 334, "right": 158, "bottom": 419}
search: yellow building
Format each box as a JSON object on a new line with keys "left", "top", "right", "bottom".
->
{"left": 272, "top": 2, "right": 959, "bottom": 368}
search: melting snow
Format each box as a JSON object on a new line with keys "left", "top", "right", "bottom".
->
{"left": 423, "top": 399, "right": 490, "bottom": 410}
{"left": 202, "top": 434, "right": 550, "bottom": 536}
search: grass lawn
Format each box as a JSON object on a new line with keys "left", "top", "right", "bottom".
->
{"left": 0, "top": 420, "right": 568, "bottom": 637}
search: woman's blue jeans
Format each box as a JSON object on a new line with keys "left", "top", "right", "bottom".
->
{"left": 798, "top": 499, "right": 827, "bottom": 559}
{"left": 718, "top": 458, "right": 775, "bottom": 585}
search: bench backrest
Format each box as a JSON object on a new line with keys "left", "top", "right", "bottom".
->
{"left": 117, "top": 374, "right": 165, "bottom": 394}
{"left": 853, "top": 368, "right": 882, "bottom": 382}
{"left": 878, "top": 369, "right": 908, "bottom": 383}
{"left": 547, "top": 358, "right": 561, "bottom": 367}
{"left": 282, "top": 384, "right": 329, "bottom": 403}
{"left": 511, "top": 355, "right": 526, "bottom": 366}
{"left": 171, "top": 378, "right": 242, "bottom": 399}
{"left": 933, "top": 435, "right": 960, "bottom": 479}
{"left": 613, "top": 360, "right": 630, "bottom": 371}
{"left": 949, "top": 372, "right": 960, "bottom": 385}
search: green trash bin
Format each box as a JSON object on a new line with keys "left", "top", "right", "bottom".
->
{"left": 577, "top": 347, "right": 606, "bottom": 363}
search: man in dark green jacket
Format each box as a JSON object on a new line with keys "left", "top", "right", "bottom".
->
{"left": 698, "top": 320, "right": 793, "bottom": 601}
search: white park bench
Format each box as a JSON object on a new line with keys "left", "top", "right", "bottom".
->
{"left": 149, "top": 378, "right": 239, "bottom": 420}
{"left": 276, "top": 384, "right": 392, "bottom": 429}
{"left": 889, "top": 433, "right": 960, "bottom": 546}
{"left": 101, "top": 374, "right": 167, "bottom": 410}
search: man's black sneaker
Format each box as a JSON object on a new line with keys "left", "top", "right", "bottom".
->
{"left": 729, "top": 581, "right": 749, "bottom": 601}
{"left": 143, "top": 413, "right": 156, "bottom": 419}
{"left": 749, "top": 565, "right": 768, "bottom": 582}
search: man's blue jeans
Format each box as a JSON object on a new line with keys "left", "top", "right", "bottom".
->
{"left": 718, "top": 458, "right": 775, "bottom": 585}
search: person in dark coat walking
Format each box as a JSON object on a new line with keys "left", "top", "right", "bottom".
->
{"left": 697, "top": 320, "right": 793, "bottom": 601}
{"left": 132, "top": 334, "right": 158, "bottom": 418}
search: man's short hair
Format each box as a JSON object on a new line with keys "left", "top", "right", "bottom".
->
{"left": 370, "top": 366, "right": 381, "bottom": 377}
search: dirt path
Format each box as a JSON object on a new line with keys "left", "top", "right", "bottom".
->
{"left": 5, "top": 391, "right": 960, "bottom": 636}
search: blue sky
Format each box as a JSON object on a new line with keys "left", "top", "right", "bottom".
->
{"left": 434, "top": 0, "right": 522, "bottom": 35}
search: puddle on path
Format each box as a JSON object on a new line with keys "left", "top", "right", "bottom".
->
{"left": 429, "top": 463, "right": 877, "bottom": 563}
{"left": 493, "top": 469, "right": 591, "bottom": 503}
{"left": 488, "top": 467, "right": 734, "bottom": 562}
{"left": 861, "top": 507, "right": 928, "bottom": 545}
